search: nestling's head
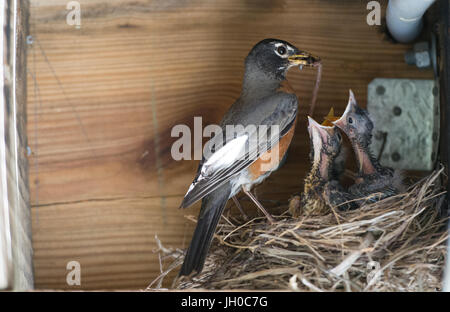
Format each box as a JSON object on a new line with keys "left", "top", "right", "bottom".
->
{"left": 333, "top": 90, "right": 374, "bottom": 148}
{"left": 307, "top": 116, "right": 342, "bottom": 166}
{"left": 245, "top": 38, "right": 320, "bottom": 80}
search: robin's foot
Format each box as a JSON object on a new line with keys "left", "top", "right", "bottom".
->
{"left": 232, "top": 196, "right": 249, "bottom": 220}
{"left": 242, "top": 187, "right": 275, "bottom": 224}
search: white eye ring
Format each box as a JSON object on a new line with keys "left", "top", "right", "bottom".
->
{"left": 274, "top": 43, "right": 289, "bottom": 58}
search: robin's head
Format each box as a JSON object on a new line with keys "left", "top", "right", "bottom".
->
{"left": 333, "top": 90, "right": 373, "bottom": 149}
{"left": 245, "top": 38, "right": 320, "bottom": 80}
{"left": 307, "top": 116, "right": 342, "bottom": 166}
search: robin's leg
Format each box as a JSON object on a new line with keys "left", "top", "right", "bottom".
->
{"left": 232, "top": 196, "right": 249, "bottom": 220}
{"left": 242, "top": 187, "right": 275, "bottom": 224}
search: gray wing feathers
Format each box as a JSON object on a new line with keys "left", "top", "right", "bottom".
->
{"left": 180, "top": 93, "right": 298, "bottom": 208}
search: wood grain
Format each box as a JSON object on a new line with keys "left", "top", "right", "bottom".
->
{"left": 28, "top": 0, "right": 433, "bottom": 289}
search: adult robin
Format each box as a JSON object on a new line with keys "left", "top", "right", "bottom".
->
{"left": 178, "top": 38, "right": 320, "bottom": 276}
{"left": 333, "top": 90, "right": 402, "bottom": 203}
{"left": 301, "top": 117, "right": 355, "bottom": 215}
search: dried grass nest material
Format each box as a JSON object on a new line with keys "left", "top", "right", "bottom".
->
{"left": 149, "top": 168, "right": 449, "bottom": 291}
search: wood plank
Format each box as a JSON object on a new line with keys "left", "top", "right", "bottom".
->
{"left": 1, "top": 0, "right": 33, "bottom": 290}
{"left": 28, "top": 0, "right": 433, "bottom": 289}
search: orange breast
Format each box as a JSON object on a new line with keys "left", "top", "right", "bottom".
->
{"left": 248, "top": 116, "right": 298, "bottom": 180}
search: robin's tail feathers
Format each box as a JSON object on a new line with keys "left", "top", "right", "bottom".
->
{"left": 179, "top": 184, "right": 231, "bottom": 277}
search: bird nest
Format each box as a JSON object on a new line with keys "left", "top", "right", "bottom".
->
{"left": 149, "top": 168, "right": 449, "bottom": 291}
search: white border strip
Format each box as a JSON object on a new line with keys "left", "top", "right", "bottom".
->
{"left": 444, "top": 226, "right": 450, "bottom": 292}
{"left": 0, "top": 0, "right": 13, "bottom": 290}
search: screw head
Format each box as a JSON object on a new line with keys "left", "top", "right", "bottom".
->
{"left": 433, "top": 86, "right": 438, "bottom": 96}
{"left": 393, "top": 106, "right": 402, "bottom": 116}
{"left": 376, "top": 85, "right": 385, "bottom": 95}
{"left": 391, "top": 152, "right": 401, "bottom": 162}
{"left": 26, "top": 35, "right": 33, "bottom": 45}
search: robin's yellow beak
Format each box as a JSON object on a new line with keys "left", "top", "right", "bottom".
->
{"left": 288, "top": 52, "right": 321, "bottom": 67}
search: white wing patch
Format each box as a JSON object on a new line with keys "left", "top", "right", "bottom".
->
{"left": 184, "top": 135, "right": 249, "bottom": 197}
{"left": 203, "top": 135, "right": 248, "bottom": 172}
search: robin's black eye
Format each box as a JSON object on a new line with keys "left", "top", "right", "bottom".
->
{"left": 277, "top": 46, "right": 286, "bottom": 55}
{"left": 348, "top": 117, "right": 353, "bottom": 124}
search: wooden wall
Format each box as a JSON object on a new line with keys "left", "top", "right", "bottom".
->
{"left": 27, "top": 0, "right": 433, "bottom": 289}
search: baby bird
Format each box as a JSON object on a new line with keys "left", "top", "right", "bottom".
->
{"left": 333, "top": 90, "right": 401, "bottom": 202}
{"left": 301, "top": 117, "right": 355, "bottom": 215}
{"left": 321, "top": 107, "right": 348, "bottom": 182}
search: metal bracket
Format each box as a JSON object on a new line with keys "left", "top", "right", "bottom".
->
{"left": 368, "top": 78, "right": 439, "bottom": 171}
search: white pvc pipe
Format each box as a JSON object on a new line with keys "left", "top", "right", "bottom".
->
{"left": 386, "top": 0, "right": 436, "bottom": 43}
